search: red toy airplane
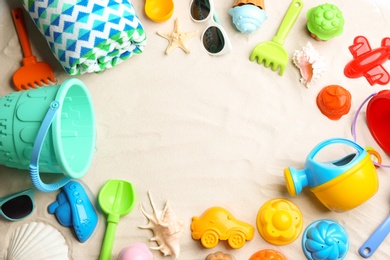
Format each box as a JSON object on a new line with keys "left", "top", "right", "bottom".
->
{"left": 344, "top": 36, "right": 390, "bottom": 85}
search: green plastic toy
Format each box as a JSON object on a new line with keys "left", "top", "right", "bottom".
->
{"left": 250, "top": 0, "right": 304, "bottom": 75}
{"left": 98, "top": 180, "right": 136, "bottom": 260}
{"left": 306, "top": 3, "right": 344, "bottom": 41}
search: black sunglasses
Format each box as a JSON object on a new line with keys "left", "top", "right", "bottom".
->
{"left": 190, "top": 0, "right": 232, "bottom": 55}
{"left": 0, "top": 189, "right": 35, "bottom": 221}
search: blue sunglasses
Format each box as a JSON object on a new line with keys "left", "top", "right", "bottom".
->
{"left": 0, "top": 189, "right": 35, "bottom": 221}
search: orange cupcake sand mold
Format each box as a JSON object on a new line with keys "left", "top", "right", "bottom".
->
{"left": 317, "top": 85, "right": 351, "bottom": 120}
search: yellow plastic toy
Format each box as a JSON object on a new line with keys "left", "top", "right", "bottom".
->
{"left": 284, "top": 138, "right": 379, "bottom": 212}
{"left": 191, "top": 206, "right": 254, "bottom": 249}
{"left": 256, "top": 199, "right": 303, "bottom": 245}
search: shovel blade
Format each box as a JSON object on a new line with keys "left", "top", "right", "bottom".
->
{"left": 98, "top": 180, "right": 136, "bottom": 217}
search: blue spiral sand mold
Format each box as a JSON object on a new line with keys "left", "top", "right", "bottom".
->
{"left": 302, "top": 219, "right": 349, "bottom": 260}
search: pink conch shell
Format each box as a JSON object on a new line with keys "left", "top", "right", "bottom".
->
{"left": 139, "top": 191, "right": 184, "bottom": 259}
{"left": 292, "top": 42, "right": 326, "bottom": 87}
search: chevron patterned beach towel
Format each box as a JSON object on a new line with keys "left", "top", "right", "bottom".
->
{"left": 22, "top": 0, "right": 146, "bottom": 75}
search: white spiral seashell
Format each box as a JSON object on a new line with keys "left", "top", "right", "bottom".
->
{"left": 139, "top": 191, "right": 184, "bottom": 258}
{"left": 229, "top": 5, "right": 268, "bottom": 34}
{"left": 6, "top": 222, "right": 69, "bottom": 260}
{"left": 292, "top": 42, "right": 326, "bottom": 87}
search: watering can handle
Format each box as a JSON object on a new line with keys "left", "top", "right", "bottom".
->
{"left": 307, "top": 138, "right": 365, "bottom": 160}
{"left": 30, "top": 101, "right": 72, "bottom": 192}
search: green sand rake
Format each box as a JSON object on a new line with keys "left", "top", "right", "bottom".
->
{"left": 250, "top": 0, "right": 303, "bottom": 76}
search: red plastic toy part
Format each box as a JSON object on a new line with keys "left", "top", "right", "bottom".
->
{"left": 367, "top": 90, "right": 390, "bottom": 154}
{"left": 344, "top": 36, "right": 390, "bottom": 85}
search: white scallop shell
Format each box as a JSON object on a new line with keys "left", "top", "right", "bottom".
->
{"left": 6, "top": 222, "right": 69, "bottom": 260}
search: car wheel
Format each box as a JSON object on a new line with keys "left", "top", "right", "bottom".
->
{"left": 228, "top": 231, "right": 246, "bottom": 249}
{"left": 200, "top": 230, "right": 219, "bottom": 248}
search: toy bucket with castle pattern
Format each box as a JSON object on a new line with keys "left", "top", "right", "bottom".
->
{"left": 0, "top": 78, "right": 96, "bottom": 192}
{"left": 284, "top": 138, "right": 378, "bottom": 212}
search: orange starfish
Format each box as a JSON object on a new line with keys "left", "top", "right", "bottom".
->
{"left": 157, "top": 18, "right": 198, "bottom": 54}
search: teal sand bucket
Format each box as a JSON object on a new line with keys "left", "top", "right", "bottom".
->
{"left": 0, "top": 78, "right": 96, "bottom": 192}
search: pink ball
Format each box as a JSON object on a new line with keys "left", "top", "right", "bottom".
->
{"left": 118, "top": 243, "right": 153, "bottom": 260}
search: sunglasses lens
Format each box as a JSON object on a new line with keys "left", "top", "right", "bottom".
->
{"left": 191, "top": 0, "right": 210, "bottom": 21}
{"left": 203, "top": 26, "right": 225, "bottom": 54}
{"left": 2, "top": 195, "right": 33, "bottom": 219}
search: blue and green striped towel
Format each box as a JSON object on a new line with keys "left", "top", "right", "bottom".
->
{"left": 22, "top": 0, "right": 147, "bottom": 75}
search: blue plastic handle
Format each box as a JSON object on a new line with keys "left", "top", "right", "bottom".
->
{"left": 308, "top": 137, "right": 364, "bottom": 160}
{"left": 359, "top": 214, "right": 390, "bottom": 258}
{"left": 30, "top": 100, "right": 72, "bottom": 192}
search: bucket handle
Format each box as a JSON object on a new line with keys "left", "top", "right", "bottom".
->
{"left": 30, "top": 100, "right": 72, "bottom": 192}
{"left": 308, "top": 138, "right": 365, "bottom": 160}
{"left": 352, "top": 92, "right": 390, "bottom": 168}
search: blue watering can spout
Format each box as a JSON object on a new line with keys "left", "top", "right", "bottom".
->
{"left": 284, "top": 167, "right": 309, "bottom": 196}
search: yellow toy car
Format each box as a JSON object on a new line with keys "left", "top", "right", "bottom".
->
{"left": 191, "top": 206, "right": 254, "bottom": 249}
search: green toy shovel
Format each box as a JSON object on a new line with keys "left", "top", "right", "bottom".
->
{"left": 98, "top": 180, "right": 136, "bottom": 260}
